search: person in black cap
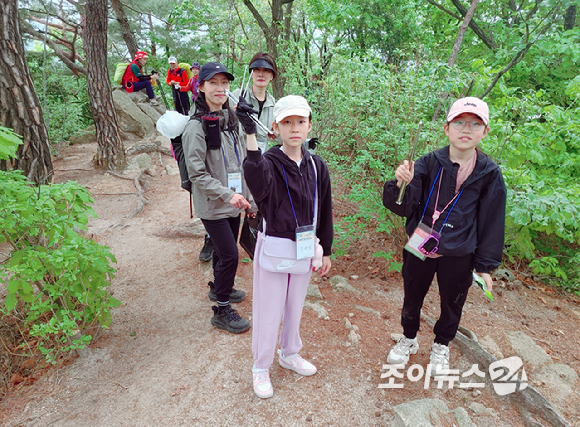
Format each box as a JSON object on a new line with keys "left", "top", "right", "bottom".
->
{"left": 233, "top": 53, "right": 277, "bottom": 153}
{"left": 181, "top": 62, "right": 258, "bottom": 334}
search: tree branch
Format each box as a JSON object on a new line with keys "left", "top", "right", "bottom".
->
{"left": 425, "top": 0, "right": 497, "bottom": 50}
{"left": 20, "top": 19, "right": 87, "bottom": 75}
{"left": 242, "top": 0, "right": 271, "bottom": 36}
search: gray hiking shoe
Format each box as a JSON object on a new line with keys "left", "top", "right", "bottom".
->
{"left": 211, "top": 305, "right": 250, "bottom": 334}
{"left": 208, "top": 281, "right": 245, "bottom": 303}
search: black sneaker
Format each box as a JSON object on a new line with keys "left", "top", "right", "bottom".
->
{"left": 211, "top": 306, "right": 250, "bottom": 334}
{"left": 199, "top": 235, "right": 214, "bottom": 262}
{"left": 208, "top": 281, "right": 246, "bottom": 303}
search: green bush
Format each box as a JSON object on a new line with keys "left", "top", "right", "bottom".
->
{"left": 0, "top": 128, "right": 119, "bottom": 364}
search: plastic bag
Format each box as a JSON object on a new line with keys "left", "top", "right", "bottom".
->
{"left": 156, "top": 111, "right": 190, "bottom": 139}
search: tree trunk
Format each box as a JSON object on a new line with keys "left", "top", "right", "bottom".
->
{"left": 83, "top": 0, "right": 125, "bottom": 170}
{"left": 564, "top": 5, "right": 577, "bottom": 30}
{"left": 111, "top": 0, "right": 139, "bottom": 58}
{"left": 0, "top": 0, "right": 53, "bottom": 184}
{"left": 243, "top": 0, "right": 294, "bottom": 99}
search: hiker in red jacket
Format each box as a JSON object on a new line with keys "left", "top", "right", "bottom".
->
{"left": 121, "top": 50, "right": 160, "bottom": 105}
{"left": 166, "top": 57, "right": 191, "bottom": 115}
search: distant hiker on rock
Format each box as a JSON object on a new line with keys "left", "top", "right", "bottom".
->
{"left": 241, "top": 95, "right": 334, "bottom": 399}
{"left": 166, "top": 57, "right": 191, "bottom": 115}
{"left": 233, "top": 52, "right": 277, "bottom": 154}
{"left": 382, "top": 97, "right": 506, "bottom": 376}
{"left": 182, "top": 62, "right": 257, "bottom": 335}
{"left": 122, "top": 50, "right": 160, "bottom": 105}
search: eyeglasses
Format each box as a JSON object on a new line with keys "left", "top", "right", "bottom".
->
{"left": 450, "top": 120, "right": 485, "bottom": 131}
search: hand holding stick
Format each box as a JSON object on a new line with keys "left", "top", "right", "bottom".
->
{"left": 396, "top": 121, "right": 423, "bottom": 205}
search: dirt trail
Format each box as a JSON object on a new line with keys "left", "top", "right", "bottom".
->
{"left": 2, "top": 141, "right": 579, "bottom": 427}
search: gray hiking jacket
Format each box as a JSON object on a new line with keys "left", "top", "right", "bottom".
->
{"left": 182, "top": 108, "right": 257, "bottom": 220}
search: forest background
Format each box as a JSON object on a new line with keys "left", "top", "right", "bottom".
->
{"left": 0, "top": 0, "right": 579, "bottom": 375}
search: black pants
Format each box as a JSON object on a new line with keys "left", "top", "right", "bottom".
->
{"left": 172, "top": 87, "right": 191, "bottom": 115}
{"left": 201, "top": 216, "right": 241, "bottom": 302}
{"left": 401, "top": 250, "right": 473, "bottom": 345}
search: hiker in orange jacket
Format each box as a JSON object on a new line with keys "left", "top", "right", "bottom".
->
{"left": 166, "top": 57, "right": 191, "bottom": 115}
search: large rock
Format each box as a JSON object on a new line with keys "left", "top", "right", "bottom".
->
{"left": 534, "top": 363, "right": 578, "bottom": 415}
{"left": 69, "top": 126, "right": 97, "bottom": 145}
{"left": 112, "top": 90, "right": 155, "bottom": 137}
{"left": 329, "top": 275, "right": 359, "bottom": 293}
{"left": 392, "top": 399, "right": 453, "bottom": 427}
{"left": 505, "top": 331, "right": 552, "bottom": 367}
{"left": 137, "top": 102, "right": 164, "bottom": 124}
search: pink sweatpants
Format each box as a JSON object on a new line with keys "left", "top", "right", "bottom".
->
{"left": 252, "top": 232, "right": 313, "bottom": 370}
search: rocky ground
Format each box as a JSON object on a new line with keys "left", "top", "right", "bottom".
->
{"left": 1, "top": 139, "right": 579, "bottom": 427}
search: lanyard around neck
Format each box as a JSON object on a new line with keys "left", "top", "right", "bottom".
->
{"left": 281, "top": 160, "right": 317, "bottom": 228}
{"left": 221, "top": 131, "right": 241, "bottom": 169}
{"left": 420, "top": 166, "right": 463, "bottom": 234}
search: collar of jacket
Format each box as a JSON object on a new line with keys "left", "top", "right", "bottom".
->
{"left": 265, "top": 145, "right": 314, "bottom": 170}
{"left": 433, "top": 146, "right": 497, "bottom": 187}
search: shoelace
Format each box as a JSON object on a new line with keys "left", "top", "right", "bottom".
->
{"left": 394, "top": 339, "right": 415, "bottom": 354}
{"left": 431, "top": 346, "right": 449, "bottom": 363}
{"left": 224, "top": 307, "right": 242, "bottom": 321}
{"left": 254, "top": 371, "right": 270, "bottom": 385}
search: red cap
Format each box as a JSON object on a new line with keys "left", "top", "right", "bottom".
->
{"left": 134, "top": 50, "right": 149, "bottom": 60}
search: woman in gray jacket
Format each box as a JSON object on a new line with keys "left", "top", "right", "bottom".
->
{"left": 182, "top": 62, "right": 257, "bottom": 334}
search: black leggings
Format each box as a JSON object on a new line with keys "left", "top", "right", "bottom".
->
{"left": 172, "top": 87, "right": 191, "bottom": 115}
{"left": 401, "top": 250, "right": 473, "bottom": 345}
{"left": 201, "top": 216, "right": 241, "bottom": 302}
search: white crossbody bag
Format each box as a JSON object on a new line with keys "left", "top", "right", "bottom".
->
{"left": 259, "top": 158, "right": 318, "bottom": 275}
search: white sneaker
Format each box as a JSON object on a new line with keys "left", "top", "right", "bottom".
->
{"left": 252, "top": 368, "right": 273, "bottom": 399}
{"left": 429, "top": 343, "right": 450, "bottom": 376}
{"left": 387, "top": 337, "right": 419, "bottom": 364}
{"left": 150, "top": 99, "right": 160, "bottom": 106}
{"left": 277, "top": 349, "right": 317, "bottom": 376}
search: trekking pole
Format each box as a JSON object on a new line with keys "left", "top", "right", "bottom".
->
{"left": 152, "top": 71, "right": 170, "bottom": 109}
{"left": 396, "top": 121, "right": 423, "bottom": 205}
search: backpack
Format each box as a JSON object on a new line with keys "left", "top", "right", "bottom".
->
{"left": 178, "top": 63, "right": 194, "bottom": 80}
{"left": 114, "top": 63, "right": 130, "bottom": 85}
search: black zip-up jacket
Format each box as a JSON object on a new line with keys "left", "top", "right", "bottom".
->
{"left": 243, "top": 146, "right": 333, "bottom": 256}
{"left": 383, "top": 146, "right": 506, "bottom": 273}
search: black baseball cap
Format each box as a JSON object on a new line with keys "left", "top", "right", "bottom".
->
{"left": 249, "top": 58, "right": 276, "bottom": 77}
{"left": 199, "top": 62, "right": 234, "bottom": 84}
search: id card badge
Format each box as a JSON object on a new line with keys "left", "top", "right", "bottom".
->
{"left": 404, "top": 223, "right": 440, "bottom": 261}
{"left": 295, "top": 225, "right": 315, "bottom": 260}
{"left": 228, "top": 172, "right": 243, "bottom": 193}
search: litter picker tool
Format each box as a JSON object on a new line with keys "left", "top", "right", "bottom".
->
{"left": 225, "top": 90, "right": 275, "bottom": 137}
{"left": 396, "top": 120, "right": 423, "bottom": 205}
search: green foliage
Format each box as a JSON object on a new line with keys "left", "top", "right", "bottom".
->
{"left": 317, "top": 53, "right": 579, "bottom": 292}
{"left": 27, "top": 54, "right": 93, "bottom": 146}
{"left": 0, "top": 126, "right": 23, "bottom": 160}
{"left": 0, "top": 170, "right": 119, "bottom": 364}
